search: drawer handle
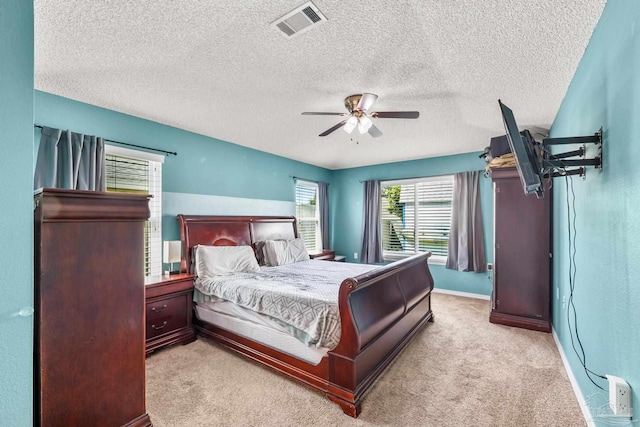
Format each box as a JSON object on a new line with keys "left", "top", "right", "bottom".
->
{"left": 151, "top": 304, "right": 167, "bottom": 313}
{"left": 151, "top": 321, "right": 168, "bottom": 330}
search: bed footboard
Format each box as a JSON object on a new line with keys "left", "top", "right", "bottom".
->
{"left": 326, "top": 252, "right": 434, "bottom": 416}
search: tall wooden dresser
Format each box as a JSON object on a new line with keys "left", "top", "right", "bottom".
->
{"left": 34, "top": 189, "right": 152, "bottom": 426}
{"left": 489, "top": 167, "right": 552, "bottom": 332}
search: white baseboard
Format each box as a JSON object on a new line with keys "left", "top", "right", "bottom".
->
{"left": 432, "top": 287, "right": 490, "bottom": 300}
{"left": 552, "top": 327, "right": 596, "bottom": 427}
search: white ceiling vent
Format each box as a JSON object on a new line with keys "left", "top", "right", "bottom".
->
{"left": 272, "top": 2, "right": 327, "bottom": 38}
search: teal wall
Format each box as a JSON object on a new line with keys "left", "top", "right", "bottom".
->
{"left": 0, "top": 2, "right": 34, "bottom": 426}
{"left": 34, "top": 91, "right": 333, "bottom": 240}
{"left": 550, "top": 1, "right": 640, "bottom": 423}
{"left": 332, "top": 153, "right": 493, "bottom": 295}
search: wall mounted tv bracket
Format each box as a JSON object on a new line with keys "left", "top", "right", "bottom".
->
{"left": 541, "top": 127, "right": 603, "bottom": 179}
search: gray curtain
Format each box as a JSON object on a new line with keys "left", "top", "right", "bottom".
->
{"left": 317, "top": 181, "right": 330, "bottom": 250}
{"left": 361, "top": 180, "right": 384, "bottom": 264}
{"left": 446, "top": 171, "right": 486, "bottom": 272}
{"left": 34, "top": 126, "right": 106, "bottom": 191}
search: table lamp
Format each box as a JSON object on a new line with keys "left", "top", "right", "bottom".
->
{"left": 163, "top": 240, "right": 182, "bottom": 275}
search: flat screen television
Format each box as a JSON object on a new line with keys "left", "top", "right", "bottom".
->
{"left": 498, "top": 100, "right": 544, "bottom": 198}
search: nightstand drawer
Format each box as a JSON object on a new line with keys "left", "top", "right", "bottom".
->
{"left": 147, "top": 293, "right": 187, "bottom": 321}
{"left": 146, "top": 294, "right": 188, "bottom": 339}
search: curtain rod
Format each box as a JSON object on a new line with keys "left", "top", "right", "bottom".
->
{"left": 34, "top": 124, "right": 177, "bottom": 156}
{"left": 358, "top": 170, "right": 484, "bottom": 183}
{"left": 290, "top": 176, "right": 329, "bottom": 185}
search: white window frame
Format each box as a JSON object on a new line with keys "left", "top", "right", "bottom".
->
{"left": 380, "top": 175, "right": 454, "bottom": 265}
{"left": 295, "top": 180, "right": 322, "bottom": 253}
{"left": 105, "top": 145, "right": 164, "bottom": 277}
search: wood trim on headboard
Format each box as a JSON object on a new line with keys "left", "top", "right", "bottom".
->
{"left": 177, "top": 215, "right": 298, "bottom": 273}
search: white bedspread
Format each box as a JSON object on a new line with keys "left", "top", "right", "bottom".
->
{"left": 194, "top": 260, "right": 376, "bottom": 349}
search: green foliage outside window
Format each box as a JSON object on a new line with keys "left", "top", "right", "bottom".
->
{"left": 382, "top": 185, "right": 402, "bottom": 217}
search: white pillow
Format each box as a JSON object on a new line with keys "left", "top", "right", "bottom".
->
{"left": 194, "top": 245, "right": 260, "bottom": 277}
{"left": 263, "top": 238, "right": 310, "bottom": 266}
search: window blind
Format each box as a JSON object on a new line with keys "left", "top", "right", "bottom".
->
{"left": 106, "top": 153, "right": 162, "bottom": 276}
{"left": 381, "top": 176, "right": 453, "bottom": 259}
{"left": 295, "top": 180, "right": 320, "bottom": 252}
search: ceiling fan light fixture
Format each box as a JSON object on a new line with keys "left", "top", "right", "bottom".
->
{"left": 358, "top": 116, "right": 373, "bottom": 134}
{"left": 302, "top": 93, "right": 419, "bottom": 138}
{"left": 344, "top": 116, "right": 358, "bottom": 133}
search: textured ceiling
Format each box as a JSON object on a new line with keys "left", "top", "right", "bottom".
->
{"left": 34, "top": 0, "right": 606, "bottom": 170}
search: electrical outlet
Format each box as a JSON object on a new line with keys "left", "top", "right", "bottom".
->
{"left": 353, "top": 252, "right": 358, "bottom": 260}
{"left": 607, "top": 375, "right": 632, "bottom": 417}
{"left": 487, "top": 263, "right": 493, "bottom": 271}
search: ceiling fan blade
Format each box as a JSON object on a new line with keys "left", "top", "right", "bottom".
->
{"left": 368, "top": 123, "right": 383, "bottom": 138}
{"left": 357, "top": 93, "right": 378, "bottom": 112}
{"left": 319, "top": 120, "right": 347, "bottom": 137}
{"left": 371, "top": 111, "right": 420, "bottom": 119}
{"left": 302, "top": 112, "right": 347, "bottom": 116}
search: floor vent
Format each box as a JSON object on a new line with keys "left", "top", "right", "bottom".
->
{"left": 272, "top": 1, "right": 327, "bottom": 38}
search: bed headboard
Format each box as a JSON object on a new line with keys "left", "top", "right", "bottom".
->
{"left": 177, "top": 215, "right": 298, "bottom": 273}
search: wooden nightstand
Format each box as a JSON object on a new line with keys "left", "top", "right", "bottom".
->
{"left": 309, "top": 249, "right": 336, "bottom": 260}
{"left": 145, "top": 273, "right": 196, "bottom": 354}
{"left": 310, "top": 250, "right": 346, "bottom": 262}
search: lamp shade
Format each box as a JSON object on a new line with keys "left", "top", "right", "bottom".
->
{"left": 358, "top": 116, "right": 373, "bottom": 134}
{"left": 163, "top": 240, "right": 182, "bottom": 264}
{"left": 344, "top": 116, "right": 358, "bottom": 133}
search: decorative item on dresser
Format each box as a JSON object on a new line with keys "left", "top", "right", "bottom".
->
{"left": 145, "top": 273, "right": 196, "bottom": 354}
{"left": 34, "top": 188, "right": 152, "bottom": 427}
{"left": 489, "top": 167, "right": 552, "bottom": 332}
{"left": 178, "top": 215, "right": 435, "bottom": 417}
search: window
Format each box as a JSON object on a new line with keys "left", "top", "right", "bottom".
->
{"left": 105, "top": 145, "right": 163, "bottom": 277}
{"left": 295, "top": 180, "right": 321, "bottom": 253}
{"left": 380, "top": 175, "right": 453, "bottom": 263}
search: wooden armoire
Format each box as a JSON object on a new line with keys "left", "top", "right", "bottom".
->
{"left": 34, "top": 189, "right": 153, "bottom": 426}
{"left": 489, "top": 167, "right": 552, "bottom": 332}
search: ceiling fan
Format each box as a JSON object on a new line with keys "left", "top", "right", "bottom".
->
{"left": 302, "top": 93, "right": 419, "bottom": 138}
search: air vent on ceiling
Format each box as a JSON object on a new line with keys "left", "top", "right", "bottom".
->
{"left": 272, "top": 1, "right": 327, "bottom": 38}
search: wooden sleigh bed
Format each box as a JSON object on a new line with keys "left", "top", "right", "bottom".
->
{"left": 178, "top": 215, "right": 435, "bottom": 417}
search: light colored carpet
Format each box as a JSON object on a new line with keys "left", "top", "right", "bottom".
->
{"left": 146, "top": 293, "right": 585, "bottom": 426}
